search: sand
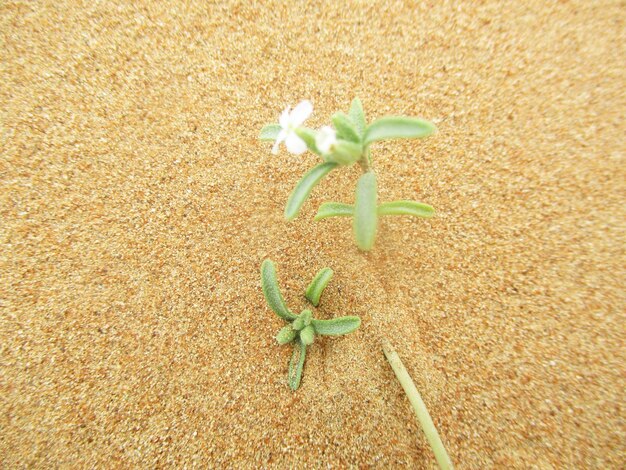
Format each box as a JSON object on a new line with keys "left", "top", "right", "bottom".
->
{"left": 1, "top": 0, "right": 625, "bottom": 468}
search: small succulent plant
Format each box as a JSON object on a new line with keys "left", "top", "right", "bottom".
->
{"left": 261, "top": 259, "right": 361, "bottom": 390}
{"left": 260, "top": 98, "right": 436, "bottom": 251}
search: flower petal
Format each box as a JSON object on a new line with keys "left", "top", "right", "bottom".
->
{"left": 272, "top": 129, "right": 287, "bottom": 154}
{"left": 315, "top": 126, "right": 337, "bottom": 154}
{"left": 285, "top": 131, "right": 307, "bottom": 154}
{"left": 290, "top": 100, "right": 313, "bottom": 126}
{"left": 279, "top": 107, "right": 291, "bottom": 128}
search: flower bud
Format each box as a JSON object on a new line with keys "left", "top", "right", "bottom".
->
{"left": 326, "top": 140, "right": 362, "bottom": 166}
{"left": 316, "top": 126, "right": 337, "bottom": 154}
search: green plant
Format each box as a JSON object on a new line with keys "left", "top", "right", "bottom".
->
{"left": 260, "top": 259, "right": 361, "bottom": 390}
{"left": 260, "top": 98, "right": 436, "bottom": 251}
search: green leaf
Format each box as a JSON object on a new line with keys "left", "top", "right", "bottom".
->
{"left": 300, "top": 309, "right": 312, "bottom": 326}
{"left": 260, "top": 260, "right": 296, "bottom": 321}
{"left": 364, "top": 117, "right": 436, "bottom": 145}
{"left": 294, "top": 127, "right": 321, "bottom": 155}
{"left": 300, "top": 325, "right": 315, "bottom": 346}
{"left": 353, "top": 172, "right": 378, "bottom": 251}
{"left": 305, "top": 267, "right": 334, "bottom": 307}
{"left": 276, "top": 326, "right": 296, "bottom": 345}
{"left": 293, "top": 309, "right": 312, "bottom": 331}
{"left": 259, "top": 124, "right": 281, "bottom": 141}
{"left": 292, "top": 317, "right": 304, "bottom": 331}
{"left": 284, "top": 162, "right": 338, "bottom": 221}
{"left": 349, "top": 98, "right": 366, "bottom": 138}
{"left": 378, "top": 200, "right": 435, "bottom": 218}
{"left": 314, "top": 202, "right": 354, "bottom": 221}
{"left": 311, "top": 316, "right": 361, "bottom": 336}
{"left": 332, "top": 112, "right": 361, "bottom": 143}
{"left": 289, "top": 339, "right": 307, "bottom": 390}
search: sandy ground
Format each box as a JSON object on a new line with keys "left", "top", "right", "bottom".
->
{"left": 1, "top": 0, "right": 625, "bottom": 468}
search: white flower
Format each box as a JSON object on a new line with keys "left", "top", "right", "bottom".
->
{"left": 272, "top": 100, "right": 313, "bottom": 155}
{"left": 315, "top": 126, "right": 337, "bottom": 154}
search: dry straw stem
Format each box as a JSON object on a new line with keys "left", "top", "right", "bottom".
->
{"left": 383, "top": 339, "right": 454, "bottom": 470}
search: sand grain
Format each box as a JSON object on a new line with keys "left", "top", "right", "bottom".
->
{"left": 1, "top": 0, "right": 625, "bottom": 468}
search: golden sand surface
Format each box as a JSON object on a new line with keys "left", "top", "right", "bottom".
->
{"left": 2, "top": 1, "right": 625, "bottom": 467}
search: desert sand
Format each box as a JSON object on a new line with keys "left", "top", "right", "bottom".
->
{"left": 1, "top": 1, "right": 625, "bottom": 468}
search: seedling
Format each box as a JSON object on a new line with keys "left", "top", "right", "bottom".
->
{"left": 260, "top": 259, "right": 361, "bottom": 390}
{"left": 260, "top": 98, "right": 436, "bottom": 251}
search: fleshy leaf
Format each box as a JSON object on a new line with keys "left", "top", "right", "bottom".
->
{"left": 305, "top": 267, "right": 334, "bottom": 306}
{"left": 364, "top": 117, "right": 436, "bottom": 145}
{"left": 353, "top": 172, "right": 378, "bottom": 251}
{"left": 285, "top": 162, "right": 338, "bottom": 220}
{"left": 261, "top": 260, "right": 296, "bottom": 321}
{"left": 293, "top": 309, "right": 312, "bottom": 331}
{"left": 325, "top": 140, "right": 362, "bottom": 166}
{"left": 314, "top": 202, "right": 354, "bottom": 221}
{"left": 300, "top": 325, "right": 315, "bottom": 345}
{"left": 259, "top": 124, "right": 281, "bottom": 141}
{"left": 378, "top": 200, "right": 435, "bottom": 218}
{"left": 294, "top": 127, "right": 321, "bottom": 155}
{"left": 349, "top": 98, "right": 366, "bottom": 138}
{"left": 300, "top": 309, "right": 312, "bottom": 326}
{"left": 277, "top": 326, "right": 296, "bottom": 345}
{"left": 311, "top": 316, "right": 361, "bottom": 336}
{"left": 292, "top": 317, "right": 305, "bottom": 331}
{"left": 332, "top": 112, "right": 361, "bottom": 143}
{"left": 289, "top": 339, "right": 307, "bottom": 390}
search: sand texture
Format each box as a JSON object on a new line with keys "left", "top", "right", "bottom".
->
{"left": 2, "top": 0, "right": 625, "bottom": 468}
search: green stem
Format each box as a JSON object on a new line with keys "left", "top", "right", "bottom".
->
{"left": 382, "top": 339, "right": 454, "bottom": 470}
{"left": 359, "top": 146, "right": 372, "bottom": 173}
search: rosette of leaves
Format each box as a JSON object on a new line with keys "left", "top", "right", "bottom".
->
{"left": 260, "top": 98, "right": 436, "bottom": 251}
{"left": 261, "top": 259, "right": 361, "bottom": 390}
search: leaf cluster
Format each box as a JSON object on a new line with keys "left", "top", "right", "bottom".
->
{"left": 261, "top": 260, "right": 361, "bottom": 390}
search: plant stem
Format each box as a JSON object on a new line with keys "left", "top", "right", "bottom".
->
{"left": 359, "top": 147, "right": 371, "bottom": 173}
{"left": 382, "top": 339, "right": 454, "bottom": 470}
